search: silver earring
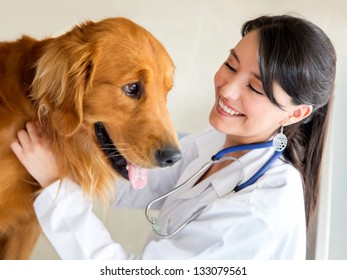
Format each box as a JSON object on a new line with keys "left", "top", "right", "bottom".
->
{"left": 273, "top": 126, "right": 287, "bottom": 152}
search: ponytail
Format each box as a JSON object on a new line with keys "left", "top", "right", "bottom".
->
{"left": 284, "top": 101, "right": 333, "bottom": 227}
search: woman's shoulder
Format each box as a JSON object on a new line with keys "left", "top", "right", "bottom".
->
{"left": 251, "top": 159, "right": 305, "bottom": 228}
{"left": 259, "top": 158, "right": 303, "bottom": 190}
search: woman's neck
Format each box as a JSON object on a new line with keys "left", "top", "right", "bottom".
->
{"left": 223, "top": 133, "right": 273, "bottom": 159}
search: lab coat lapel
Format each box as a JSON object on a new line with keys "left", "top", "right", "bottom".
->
{"left": 172, "top": 158, "right": 210, "bottom": 199}
{"left": 172, "top": 133, "right": 224, "bottom": 199}
{"left": 211, "top": 146, "right": 276, "bottom": 198}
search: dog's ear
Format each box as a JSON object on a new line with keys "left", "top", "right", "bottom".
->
{"left": 32, "top": 22, "right": 98, "bottom": 136}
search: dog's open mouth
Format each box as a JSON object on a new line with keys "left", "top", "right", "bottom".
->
{"left": 94, "top": 122, "right": 148, "bottom": 189}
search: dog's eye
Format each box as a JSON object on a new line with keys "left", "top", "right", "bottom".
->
{"left": 122, "top": 82, "right": 141, "bottom": 99}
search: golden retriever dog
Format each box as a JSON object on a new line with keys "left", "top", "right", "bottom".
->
{"left": 0, "top": 17, "right": 181, "bottom": 259}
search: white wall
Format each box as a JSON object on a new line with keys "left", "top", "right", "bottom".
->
{"left": 1, "top": 0, "right": 346, "bottom": 259}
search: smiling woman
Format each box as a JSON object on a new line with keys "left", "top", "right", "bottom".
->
{"left": 211, "top": 29, "right": 313, "bottom": 147}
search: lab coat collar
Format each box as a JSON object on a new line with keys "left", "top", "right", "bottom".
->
{"left": 194, "top": 129, "right": 226, "bottom": 159}
{"left": 170, "top": 130, "right": 225, "bottom": 199}
{"left": 211, "top": 146, "right": 275, "bottom": 198}
{"left": 175, "top": 130, "right": 277, "bottom": 200}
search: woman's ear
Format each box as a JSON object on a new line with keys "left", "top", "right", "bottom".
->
{"left": 285, "top": 105, "right": 313, "bottom": 126}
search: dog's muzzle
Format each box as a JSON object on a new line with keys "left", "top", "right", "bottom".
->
{"left": 94, "top": 121, "right": 182, "bottom": 188}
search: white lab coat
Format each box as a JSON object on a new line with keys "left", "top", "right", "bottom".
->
{"left": 34, "top": 129, "right": 306, "bottom": 259}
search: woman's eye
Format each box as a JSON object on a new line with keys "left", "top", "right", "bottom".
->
{"left": 224, "top": 62, "right": 237, "bottom": 72}
{"left": 248, "top": 84, "right": 263, "bottom": 95}
{"left": 122, "top": 82, "right": 141, "bottom": 99}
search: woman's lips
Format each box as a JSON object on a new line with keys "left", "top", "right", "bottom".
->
{"left": 217, "top": 98, "right": 245, "bottom": 117}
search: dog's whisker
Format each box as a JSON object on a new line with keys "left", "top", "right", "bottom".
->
{"left": 101, "top": 143, "right": 129, "bottom": 146}
{"left": 109, "top": 152, "right": 123, "bottom": 157}
{"left": 101, "top": 146, "right": 130, "bottom": 150}
{"left": 101, "top": 147, "right": 129, "bottom": 153}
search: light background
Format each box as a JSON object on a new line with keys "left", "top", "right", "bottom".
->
{"left": 0, "top": 0, "right": 346, "bottom": 259}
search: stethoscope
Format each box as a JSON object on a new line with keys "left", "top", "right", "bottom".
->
{"left": 145, "top": 137, "right": 286, "bottom": 239}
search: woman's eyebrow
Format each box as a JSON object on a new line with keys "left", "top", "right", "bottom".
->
{"left": 253, "top": 72, "right": 262, "bottom": 81}
{"left": 230, "top": 49, "right": 240, "bottom": 63}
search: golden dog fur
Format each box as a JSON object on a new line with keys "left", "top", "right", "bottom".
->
{"left": 0, "top": 17, "right": 179, "bottom": 259}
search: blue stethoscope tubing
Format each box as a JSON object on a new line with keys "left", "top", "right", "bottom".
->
{"left": 213, "top": 140, "right": 283, "bottom": 192}
{"left": 145, "top": 140, "right": 284, "bottom": 238}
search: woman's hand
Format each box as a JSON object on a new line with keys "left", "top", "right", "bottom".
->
{"left": 10, "top": 122, "right": 60, "bottom": 188}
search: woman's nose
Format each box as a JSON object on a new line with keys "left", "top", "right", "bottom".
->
{"left": 219, "top": 81, "right": 241, "bottom": 100}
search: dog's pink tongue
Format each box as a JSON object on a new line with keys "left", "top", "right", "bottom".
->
{"left": 128, "top": 163, "right": 149, "bottom": 189}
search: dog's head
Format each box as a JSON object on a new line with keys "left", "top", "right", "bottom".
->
{"left": 31, "top": 17, "right": 181, "bottom": 189}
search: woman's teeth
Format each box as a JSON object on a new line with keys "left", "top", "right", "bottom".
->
{"left": 218, "top": 99, "right": 244, "bottom": 116}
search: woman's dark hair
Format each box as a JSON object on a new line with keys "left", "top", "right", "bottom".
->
{"left": 241, "top": 15, "right": 336, "bottom": 228}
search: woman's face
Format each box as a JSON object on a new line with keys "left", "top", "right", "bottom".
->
{"left": 210, "top": 30, "right": 298, "bottom": 145}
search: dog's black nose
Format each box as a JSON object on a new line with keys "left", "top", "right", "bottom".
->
{"left": 155, "top": 148, "right": 182, "bottom": 167}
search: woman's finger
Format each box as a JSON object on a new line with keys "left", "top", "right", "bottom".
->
{"left": 26, "top": 122, "right": 42, "bottom": 142}
{"left": 10, "top": 139, "right": 23, "bottom": 160}
{"left": 16, "top": 129, "right": 32, "bottom": 151}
